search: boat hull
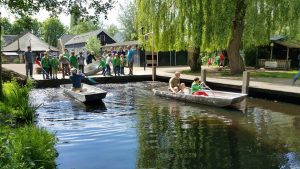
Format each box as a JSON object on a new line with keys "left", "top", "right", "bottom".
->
{"left": 84, "top": 61, "right": 102, "bottom": 76}
{"left": 153, "top": 89, "right": 247, "bottom": 107}
{"left": 61, "top": 83, "right": 107, "bottom": 103}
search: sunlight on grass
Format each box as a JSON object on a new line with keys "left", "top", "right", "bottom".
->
{"left": 182, "top": 69, "right": 298, "bottom": 79}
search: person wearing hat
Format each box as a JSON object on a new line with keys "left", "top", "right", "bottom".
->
{"left": 69, "top": 50, "right": 78, "bottom": 69}
{"left": 78, "top": 51, "right": 85, "bottom": 73}
{"left": 70, "top": 68, "right": 85, "bottom": 92}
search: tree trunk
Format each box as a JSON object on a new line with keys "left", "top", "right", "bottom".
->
{"left": 189, "top": 47, "right": 201, "bottom": 72}
{"left": 0, "top": 16, "right": 2, "bottom": 99}
{"left": 227, "top": 0, "right": 247, "bottom": 74}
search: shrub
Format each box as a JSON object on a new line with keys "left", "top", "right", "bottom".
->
{"left": 0, "top": 126, "right": 57, "bottom": 169}
{"left": 2, "top": 80, "right": 39, "bottom": 125}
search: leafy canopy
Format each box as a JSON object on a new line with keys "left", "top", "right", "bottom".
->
{"left": 69, "top": 21, "right": 100, "bottom": 35}
{"left": 118, "top": 1, "right": 137, "bottom": 41}
{"left": 0, "top": 0, "right": 116, "bottom": 22}
{"left": 41, "top": 17, "right": 66, "bottom": 46}
{"left": 86, "top": 36, "right": 101, "bottom": 55}
{"left": 106, "top": 24, "right": 118, "bottom": 37}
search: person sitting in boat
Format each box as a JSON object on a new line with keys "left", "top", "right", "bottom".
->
{"left": 70, "top": 68, "right": 86, "bottom": 92}
{"left": 169, "top": 72, "right": 185, "bottom": 93}
{"left": 191, "top": 77, "right": 208, "bottom": 96}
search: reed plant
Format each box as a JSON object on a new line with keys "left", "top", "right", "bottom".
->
{"left": 0, "top": 80, "right": 57, "bottom": 169}
{"left": 0, "top": 126, "right": 57, "bottom": 169}
{"left": 1, "top": 80, "right": 39, "bottom": 125}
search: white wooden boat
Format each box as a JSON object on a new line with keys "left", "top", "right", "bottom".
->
{"left": 61, "top": 83, "right": 107, "bottom": 103}
{"left": 153, "top": 89, "right": 247, "bottom": 107}
{"left": 84, "top": 61, "right": 102, "bottom": 76}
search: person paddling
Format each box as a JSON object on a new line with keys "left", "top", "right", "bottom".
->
{"left": 70, "top": 68, "right": 86, "bottom": 92}
{"left": 191, "top": 77, "right": 208, "bottom": 96}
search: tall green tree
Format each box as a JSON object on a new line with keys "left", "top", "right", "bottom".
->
{"left": 41, "top": 17, "right": 66, "bottom": 47}
{"left": 135, "top": 0, "right": 300, "bottom": 74}
{"left": 86, "top": 36, "right": 101, "bottom": 55}
{"left": 10, "top": 16, "right": 41, "bottom": 36}
{"left": 70, "top": 4, "right": 81, "bottom": 28}
{"left": 0, "top": 17, "right": 13, "bottom": 35}
{"left": 106, "top": 24, "right": 118, "bottom": 37}
{"left": 69, "top": 21, "right": 100, "bottom": 35}
{"left": 118, "top": 1, "right": 137, "bottom": 41}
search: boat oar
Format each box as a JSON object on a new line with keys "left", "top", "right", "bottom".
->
{"left": 87, "top": 76, "right": 98, "bottom": 84}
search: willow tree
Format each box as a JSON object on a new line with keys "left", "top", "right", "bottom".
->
{"left": 135, "top": 0, "right": 300, "bottom": 74}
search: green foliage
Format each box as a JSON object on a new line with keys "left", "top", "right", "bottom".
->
{"left": 1, "top": 80, "right": 38, "bottom": 125}
{"left": 106, "top": 24, "right": 118, "bottom": 37}
{"left": 70, "top": 4, "right": 81, "bottom": 28}
{"left": 0, "top": 81, "right": 56, "bottom": 169}
{"left": 0, "top": 0, "right": 115, "bottom": 23}
{"left": 10, "top": 16, "right": 41, "bottom": 36}
{"left": 69, "top": 21, "right": 100, "bottom": 35}
{"left": 86, "top": 36, "right": 101, "bottom": 55}
{"left": 0, "top": 17, "right": 13, "bottom": 35}
{"left": 118, "top": 1, "right": 137, "bottom": 41}
{"left": 41, "top": 17, "right": 66, "bottom": 47}
{"left": 135, "top": 0, "right": 300, "bottom": 72}
{"left": 0, "top": 126, "right": 57, "bottom": 169}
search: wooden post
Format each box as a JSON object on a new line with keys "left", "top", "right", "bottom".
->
{"left": 201, "top": 69, "right": 206, "bottom": 82}
{"left": 242, "top": 71, "right": 250, "bottom": 94}
{"left": 152, "top": 66, "right": 156, "bottom": 81}
{"left": 286, "top": 47, "right": 290, "bottom": 70}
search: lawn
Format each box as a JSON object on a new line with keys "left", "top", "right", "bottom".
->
{"left": 181, "top": 69, "right": 298, "bottom": 79}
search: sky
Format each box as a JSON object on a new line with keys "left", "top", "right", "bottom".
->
{"left": 0, "top": 0, "right": 130, "bottom": 28}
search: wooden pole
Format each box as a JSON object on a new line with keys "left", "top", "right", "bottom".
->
{"left": 242, "top": 71, "right": 250, "bottom": 94}
{"left": 201, "top": 69, "right": 206, "bottom": 82}
{"left": 152, "top": 32, "right": 155, "bottom": 81}
{"left": 286, "top": 47, "right": 290, "bottom": 70}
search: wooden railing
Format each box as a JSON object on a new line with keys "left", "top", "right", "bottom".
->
{"left": 258, "top": 59, "right": 291, "bottom": 70}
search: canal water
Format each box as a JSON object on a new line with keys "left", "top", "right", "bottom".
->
{"left": 31, "top": 82, "right": 300, "bottom": 169}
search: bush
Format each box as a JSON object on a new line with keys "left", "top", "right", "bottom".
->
{"left": 0, "top": 126, "right": 57, "bottom": 169}
{"left": 2, "top": 80, "right": 38, "bottom": 125}
{"left": 0, "top": 80, "right": 57, "bottom": 169}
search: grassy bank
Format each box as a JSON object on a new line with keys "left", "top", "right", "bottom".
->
{"left": 181, "top": 69, "right": 298, "bottom": 79}
{"left": 0, "top": 80, "right": 57, "bottom": 169}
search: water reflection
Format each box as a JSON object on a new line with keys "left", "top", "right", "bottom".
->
{"left": 136, "top": 103, "right": 293, "bottom": 169}
{"left": 31, "top": 82, "right": 300, "bottom": 169}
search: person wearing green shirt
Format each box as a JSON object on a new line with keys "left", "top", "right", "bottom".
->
{"left": 41, "top": 53, "right": 50, "bottom": 79}
{"left": 120, "top": 54, "right": 126, "bottom": 75}
{"left": 191, "top": 77, "right": 208, "bottom": 96}
{"left": 115, "top": 54, "right": 121, "bottom": 76}
{"left": 51, "top": 55, "right": 60, "bottom": 79}
{"left": 99, "top": 57, "right": 106, "bottom": 75}
{"left": 69, "top": 51, "right": 78, "bottom": 68}
{"left": 112, "top": 53, "right": 119, "bottom": 76}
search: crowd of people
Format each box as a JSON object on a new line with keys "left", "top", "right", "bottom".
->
{"left": 23, "top": 45, "right": 136, "bottom": 80}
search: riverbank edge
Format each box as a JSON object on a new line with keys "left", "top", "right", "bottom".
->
{"left": 32, "top": 74, "right": 300, "bottom": 105}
